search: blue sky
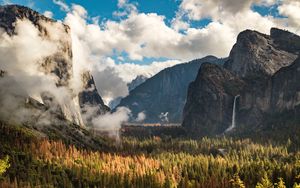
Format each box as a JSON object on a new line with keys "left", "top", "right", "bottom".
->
{"left": 2, "top": 0, "right": 280, "bottom": 28}
{"left": 2, "top": 0, "right": 283, "bottom": 64}
{"left": 4, "top": 0, "right": 180, "bottom": 23}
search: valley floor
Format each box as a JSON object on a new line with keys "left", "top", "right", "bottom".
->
{"left": 0, "top": 122, "right": 300, "bottom": 188}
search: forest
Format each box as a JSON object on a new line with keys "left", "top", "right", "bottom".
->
{"left": 1, "top": 121, "right": 300, "bottom": 188}
{"left": 1, "top": 1, "right": 300, "bottom": 188}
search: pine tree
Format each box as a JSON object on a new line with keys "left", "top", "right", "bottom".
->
{"left": 229, "top": 173, "right": 246, "bottom": 188}
{"left": 256, "top": 174, "right": 274, "bottom": 188}
{"left": 293, "top": 183, "right": 300, "bottom": 188}
{"left": 275, "top": 178, "right": 286, "bottom": 188}
{"left": 164, "top": 177, "right": 173, "bottom": 188}
{"left": 0, "top": 156, "right": 10, "bottom": 176}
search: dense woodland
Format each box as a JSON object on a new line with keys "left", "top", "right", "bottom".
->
{"left": 0, "top": 121, "right": 300, "bottom": 188}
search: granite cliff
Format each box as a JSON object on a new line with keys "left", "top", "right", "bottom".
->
{"left": 117, "top": 56, "right": 225, "bottom": 123}
{"left": 183, "top": 28, "right": 300, "bottom": 136}
{"left": 0, "top": 5, "right": 109, "bottom": 128}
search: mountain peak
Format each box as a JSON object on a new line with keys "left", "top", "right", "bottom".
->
{"left": 270, "top": 27, "right": 300, "bottom": 54}
{"left": 224, "top": 28, "right": 298, "bottom": 78}
{"left": 183, "top": 28, "right": 300, "bottom": 137}
{"left": 270, "top": 27, "right": 296, "bottom": 38}
{"left": 0, "top": 4, "right": 109, "bottom": 127}
{"left": 0, "top": 4, "right": 50, "bottom": 20}
{"left": 127, "top": 75, "right": 148, "bottom": 92}
{"left": 0, "top": 4, "right": 68, "bottom": 35}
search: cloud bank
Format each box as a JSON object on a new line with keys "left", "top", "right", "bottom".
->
{"left": 47, "top": 0, "right": 300, "bottom": 104}
{"left": 63, "top": 4, "right": 182, "bottom": 103}
{"left": 0, "top": 18, "right": 83, "bottom": 125}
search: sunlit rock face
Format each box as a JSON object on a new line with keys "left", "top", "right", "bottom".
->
{"left": 224, "top": 28, "right": 298, "bottom": 78}
{"left": 0, "top": 4, "right": 73, "bottom": 86}
{"left": 0, "top": 5, "right": 109, "bottom": 126}
{"left": 183, "top": 28, "right": 300, "bottom": 137}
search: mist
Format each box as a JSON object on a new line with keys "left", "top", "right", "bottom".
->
{"left": 0, "top": 19, "right": 84, "bottom": 125}
{"left": 0, "top": 14, "right": 132, "bottom": 138}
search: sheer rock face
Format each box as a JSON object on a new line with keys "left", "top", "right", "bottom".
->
{"left": 0, "top": 4, "right": 55, "bottom": 34}
{"left": 224, "top": 29, "right": 298, "bottom": 78}
{"left": 271, "top": 57, "right": 300, "bottom": 111}
{"left": 117, "top": 56, "right": 225, "bottom": 123}
{"left": 0, "top": 5, "right": 109, "bottom": 126}
{"left": 79, "top": 72, "right": 110, "bottom": 116}
{"left": 183, "top": 28, "right": 300, "bottom": 137}
{"left": 0, "top": 4, "right": 72, "bottom": 86}
{"left": 270, "top": 28, "right": 300, "bottom": 55}
{"left": 182, "top": 63, "right": 244, "bottom": 137}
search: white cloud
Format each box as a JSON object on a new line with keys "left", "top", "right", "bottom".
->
{"left": 117, "top": 0, "right": 127, "bottom": 8}
{"left": 91, "top": 107, "right": 130, "bottom": 140}
{"left": 278, "top": 0, "right": 300, "bottom": 28}
{"left": 63, "top": 5, "right": 184, "bottom": 103}
{"left": 56, "top": 1, "right": 300, "bottom": 105}
{"left": 171, "top": 17, "right": 190, "bottom": 31}
{"left": 1, "top": 0, "right": 11, "bottom": 5}
{"left": 66, "top": 6, "right": 234, "bottom": 61}
{"left": 91, "top": 58, "right": 182, "bottom": 102}
{"left": 0, "top": 19, "right": 84, "bottom": 125}
{"left": 170, "top": 0, "right": 300, "bottom": 59}
{"left": 177, "top": 0, "right": 277, "bottom": 21}
{"left": 114, "top": 0, "right": 138, "bottom": 17}
{"left": 114, "top": 60, "right": 182, "bottom": 82}
{"left": 43, "top": 11, "right": 53, "bottom": 18}
{"left": 136, "top": 111, "right": 146, "bottom": 122}
{"left": 53, "top": 0, "right": 70, "bottom": 12}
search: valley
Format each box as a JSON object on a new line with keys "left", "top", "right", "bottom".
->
{"left": 0, "top": 2, "right": 300, "bottom": 188}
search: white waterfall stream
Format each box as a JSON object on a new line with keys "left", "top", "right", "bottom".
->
{"left": 225, "top": 95, "right": 239, "bottom": 133}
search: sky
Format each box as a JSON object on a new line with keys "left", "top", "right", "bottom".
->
{"left": 1, "top": 0, "right": 300, "bottom": 104}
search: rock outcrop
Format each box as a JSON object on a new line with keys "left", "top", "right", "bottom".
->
{"left": 0, "top": 5, "right": 109, "bottom": 126}
{"left": 127, "top": 75, "right": 148, "bottom": 92}
{"left": 271, "top": 57, "right": 300, "bottom": 112}
{"left": 182, "top": 63, "right": 244, "bottom": 137}
{"left": 183, "top": 28, "right": 300, "bottom": 137}
{"left": 224, "top": 29, "right": 298, "bottom": 78}
{"left": 0, "top": 4, "right": 72, "bottom": 86}
{"left": 117, "top": 56, "right": 225, "bottom": 123}
{"left": 79, "top": 72, "right": 110, "bottom": 116}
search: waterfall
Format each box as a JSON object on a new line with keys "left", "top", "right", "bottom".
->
{"left": 225, "top": 95, "right": 239, "bottom": 133}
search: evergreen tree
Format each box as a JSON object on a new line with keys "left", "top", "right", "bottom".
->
{"left": 293, "top": 183, "right": 300, "bottom": 188}
{"left": 256, "top": 174, "right": 274, "bottom": 188}
{"left": 0, "top": 156, "right": 10, "bottom": 176}
{"left": 275, "top": 178, "right": 286, "bottom": 188}
{"left": 230, "top": 173, "right": 246, "bottom": 188}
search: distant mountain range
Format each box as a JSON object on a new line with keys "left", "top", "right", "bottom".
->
{"left": 117, "top": 56, "right": 226, "bottom": 123}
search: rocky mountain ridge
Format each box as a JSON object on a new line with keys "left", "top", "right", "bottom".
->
{"left": 183, "top": 28, "right": 300, "bottom": 137}
{"left": 117, "top": 56, "right": 225, "bottom": 123}
{"left": 127, "top": 75, "right": 148, "bottom": 92}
